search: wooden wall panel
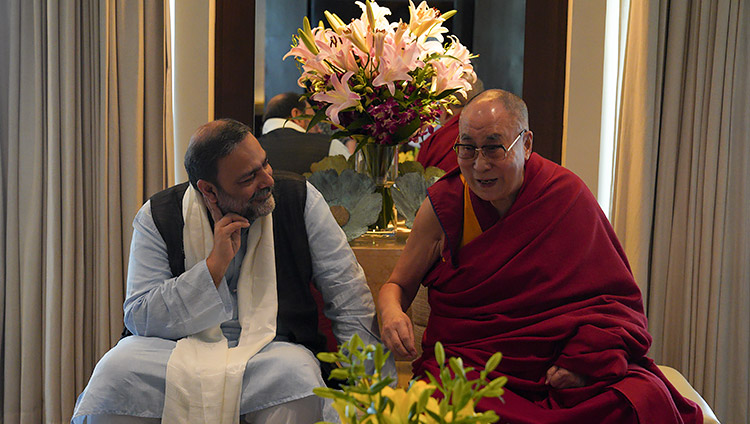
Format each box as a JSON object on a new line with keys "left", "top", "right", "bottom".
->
{"left": 215, "top": 0, "right": 256, "bottom": 132}
{"left": 523, "top": 0, "right": 567, "bottom": 164}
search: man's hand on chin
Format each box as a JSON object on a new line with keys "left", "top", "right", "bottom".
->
{"left": 204, "top": 196, "right": 249, "bottom": 287}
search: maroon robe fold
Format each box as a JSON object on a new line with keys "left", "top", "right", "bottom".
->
{"left": 412, "top": 153, "right": 702, "bottom": 423}
{"left": 416, "top": 113, "right": 460, "bottom": 172}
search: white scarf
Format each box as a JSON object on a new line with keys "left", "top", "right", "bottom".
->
{"left": 162, "top": 185, "right": 278, "bottom": 423}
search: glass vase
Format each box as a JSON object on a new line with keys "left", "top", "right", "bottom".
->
{"left": 355, "top": 143, "right": 398, "bottom": 235}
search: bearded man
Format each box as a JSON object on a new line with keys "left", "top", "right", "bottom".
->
{"left": 73, "top": 119, "right": 392, "bottom": 423}
{"left": 378, "top": 90, "right": 702, "bottom": 423}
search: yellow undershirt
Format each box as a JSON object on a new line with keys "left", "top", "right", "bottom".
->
{"left": 460, "top": 175, "right": 482, "bottom": 248}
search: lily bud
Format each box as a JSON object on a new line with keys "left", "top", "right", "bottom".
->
{"left": 441, "top": 10, "right": 457, "bottom": 21}
{"left": 373, "top": 30, "right": 386, "bottom": 59}
{"left": 344, "top": 25, "right": 369, "bottom": 53}
{"left": 303, "top": 16, "right": 313, "bottom": 37}
{"left": 413, "top": 19, "right": 439, "bottom": 38}
{"left": 297, "top": 28, "right": 319, "bottom": 55}
{"left": 394, "top": 21, "right": 409, "bottom": 46}
{"left": 325, "top": 11, "right": 346, "bottom": 35}
{"left": 365, "top": 0, "right": 377, "bottom": 30}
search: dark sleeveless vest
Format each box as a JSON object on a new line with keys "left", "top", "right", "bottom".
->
{"left": 123, "top": 171, "right": 328, "bottom": 356}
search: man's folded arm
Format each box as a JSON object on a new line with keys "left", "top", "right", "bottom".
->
{"left": 554, "top": 323, "right": 650, "bottom": 382}
{"left": 122, "top": 201, "right": 233, "bottom": 340}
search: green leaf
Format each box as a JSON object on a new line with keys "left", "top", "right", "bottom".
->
{"left": 368, "top": 378, "right": 392, "bottom": 394}
{"left": 435, "top": 87, "right": 460, "bottom": 100}
{"left": 349, "top": 334, "right": 363, "bottom": 352}
{"left": 347, "top": 385, "right": 371, "bottom": 395}
{"left": 391, "top": 172, "right": 429, "bottom": 228}
{"left": 392, "top": 118, "right": 421, "bottom": 144}
{"left": 440, "top": 367, "right": 452, "bottom": 388}
{"left": 398, "top": 160, "right": 425, "bottom": 176}
{"left": 310, "top": 155, "right": 350, "bottom": 175}
{"left": 307, "top": 107, "right": 328, "bottom": 130}
{"left": 313, "top": 387, "right": 343, "bottom": 400}
{"left": 347, "top": 115, "right": 371, "bottom": 131}
{"left": 424, "top": 408, "right": 445, "bottom": 423}
{"left": 424, "top": 371, "right": 439, "bottom": 387}
{"left": 417, "top": 385, "right": 436, "bottom": 410}
{"left": 408, "top": 403, "right": 419, "bottom": 424}
{"left": 374, "top": 343, "right": 385, "bottom": 371}
{"left": 331, "top": 130, "right": 352, "bottom": 139}
{"left": 424, "top": 166, "right": 446, "bottom": 182}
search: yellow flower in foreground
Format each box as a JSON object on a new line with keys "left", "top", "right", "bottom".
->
{"left": 332, "top": 398, "right": 354, "bottom": 423}
{"left": 317, "top": 338, "right": 503, "bottom": 424}
{"left": 399, "top": 151, "right": 415, "bottom": 163}
{"left": 419, "top": 397, "right": 442, "bottom": 424}
{"left": 380, "top": 387, "right": 411, "bottom": 424}
{"left": 378, "top": 381, "right": 439, "bottom": 424}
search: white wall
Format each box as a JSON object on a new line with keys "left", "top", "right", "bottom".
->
{"left": 563, "top": 0, "right": 624, "bottom": 217}
{"left": 171, "top": 0, "right": 215, "bottom": 183}
{"left": 562, "top": 0, "right": 606, "bottom": 198}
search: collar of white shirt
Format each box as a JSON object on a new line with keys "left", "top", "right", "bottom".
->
{"left": 261, "top": 118, "right": 306, "bottom": 135}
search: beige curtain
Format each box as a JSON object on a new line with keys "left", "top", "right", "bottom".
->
{"left": 1, "top": 1, "right": 172, "bottom": 422}
{"left": 612, "top": 1, "right": 749, "bottom": 423}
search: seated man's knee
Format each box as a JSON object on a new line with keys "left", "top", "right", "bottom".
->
{"left": 85, "top": 415, "right": 160, "bottom": 424}
{"left": 243, "top": 395, "right": 323, "bottom": 424}
{"left": 273, "top": 343, "right": 319, "bottom": 366}
{"left": 89, "top": 336, "right": 173, "bottom": 385}
{"left": 245, "top": 342, "right": 325, "bottom": 389}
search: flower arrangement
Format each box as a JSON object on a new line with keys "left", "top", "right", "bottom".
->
{"left": 314, "top": 335, "right": 507, "bottom": 424}
{"left": 284, "top": 0, "right": 476, "bottom": 148}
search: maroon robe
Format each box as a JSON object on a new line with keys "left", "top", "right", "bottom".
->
{"left": 412, "top": 153, "right": 702, "bottom": 423}
{"left": 416, "top": 113, "right": 460, "bottom": 172}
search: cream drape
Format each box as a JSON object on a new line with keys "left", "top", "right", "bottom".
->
{"left": 612, "top": 1, "right": 749, "bottom": 423}
{"left": 1, "top": 1, "right": 172, "bottom": 422}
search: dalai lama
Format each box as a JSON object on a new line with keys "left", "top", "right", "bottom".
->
{"left": 378, "top": 89, "right": 702, "bottom": 423}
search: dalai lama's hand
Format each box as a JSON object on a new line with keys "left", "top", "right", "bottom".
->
{"left": 545, "top": 365, "right": 588, "bottom": 389}
{"left": 380, "top": 306, "right": 419, "bottom": 360}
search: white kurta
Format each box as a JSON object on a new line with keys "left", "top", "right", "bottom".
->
{"left": 71, "top": 182, "right": 393, "bottom": 423}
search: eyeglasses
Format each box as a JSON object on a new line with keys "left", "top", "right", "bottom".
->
{"left": 453, "top": 129, "right": 527, "bottom": 160}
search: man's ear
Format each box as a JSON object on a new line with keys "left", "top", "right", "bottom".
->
{"left": 290, "top": 108, "right": 309, "bottom": 130}
{"left": 196, "top": 179, "right": 218, "bottom": 203}
{"left": 523, "top": 131, "right": 534, "bottom": 160}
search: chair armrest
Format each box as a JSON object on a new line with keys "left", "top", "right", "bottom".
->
{"left": 657, "top": 365, "right": 720, "bottom": 424}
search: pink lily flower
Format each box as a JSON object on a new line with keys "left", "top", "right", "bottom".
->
{"left": 312, "top": 71, "right": 361, "bottom": 125}
{"left": 373, "top": 40, "right": 423, "bottom": 95}
{"left": 408, "top": 1, "right": 447, "bottom": 41}
{"left": 430, "top": 60, "right": 471, "bottom": 97}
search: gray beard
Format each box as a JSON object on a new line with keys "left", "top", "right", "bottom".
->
{"left": 216, "top": 187, "right": 276, "bottom": 221}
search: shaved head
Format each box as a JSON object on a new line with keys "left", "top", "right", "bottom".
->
{"left": 464, "top": 89, "right": 529, "bottom": 131}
